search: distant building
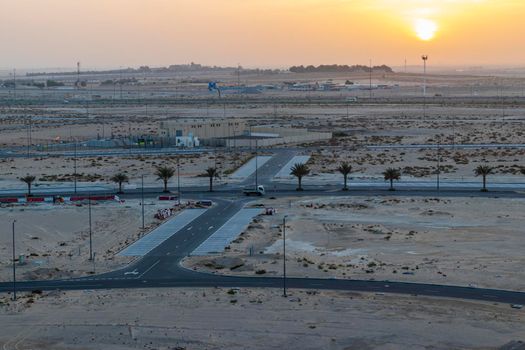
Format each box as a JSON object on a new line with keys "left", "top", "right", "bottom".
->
{"left": 159, "top": 119, "right": 246, "bottom": 139}
{"left": 159, "top": 119, "right": 332, "bottom": 148}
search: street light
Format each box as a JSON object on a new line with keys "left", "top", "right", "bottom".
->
{"left": 12, "top": 220, "right": 16, "bottom": 301}
{"left": 369, "top": 58, "right": 372, "bottom": 99}
{"left": 74, "top": 140, "right": 77, "bottom": 194}
{"left": 141, "top": 175, "right": 145, "bottom": 229}
{"left": 282, "top": 215, "right": 288, "bottom": 297}
{"left": 255, "top": 139, "right": 259, "bottom": 189}
{"left": 422, "top": 55, "right": 428, "bottom": 97}
{"left": 88, "top": 193, "right": 93, "bottom": 261}
{"left": 437, "top": 139, "right": 441, "bottom": 191}
{"left": 177, "top": 157, "right": 181, "bottom": 206}
{"left": 422, "top": 55, "right": 429, "bottom": 119}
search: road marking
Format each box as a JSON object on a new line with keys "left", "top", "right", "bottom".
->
{"left": 124, "top": 269, "right": 139, "bottom": 276}
{"left": 208, "top": 226, "right": 214, "bottom": 230}
{"left": 482, "top": 294, "right": 498, "bottom": 299}
{"left": 139, "top": 260, "right": 161, "bottom": 278}
{"left": 187, "top": 226, "right": 193, "bottom": 231}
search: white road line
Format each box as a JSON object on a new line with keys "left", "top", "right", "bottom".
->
{"left": 139, "top": 260, "right": 161, "bottom": 278}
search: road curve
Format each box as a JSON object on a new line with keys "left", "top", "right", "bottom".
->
{"left": 1, "top": 197, "right": 525, "bottom": 306}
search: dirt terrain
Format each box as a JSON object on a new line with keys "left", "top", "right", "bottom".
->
{"left": 185, "top": 195, "right": 525, "bottom": 291}
{"left": 0, "top": 288, "right": 523, "bottom": 350}
{"left": 0, "top": 199, "right": 192, "bottom": 281}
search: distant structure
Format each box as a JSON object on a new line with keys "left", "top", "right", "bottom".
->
{"left": 422, "top": 55, "right": 428, "bottom": 97}
{"left": 159, "top": 119, "right": 331, "bottom": 147}
{"left": 160, "top": 119, "right": 245, "bottom": 140}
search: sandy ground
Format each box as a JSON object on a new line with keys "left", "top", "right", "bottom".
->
{"left": 0, "top": 199, "right": 192, "bottom": 281}
{"left": 0, "top": 288, "right": 524, "bottom": 350}
{"left": 0, "top": 151, "right": 251, "bottom": 190}
{"left": 184, "top": 195, "right": 525, "bottom": 291}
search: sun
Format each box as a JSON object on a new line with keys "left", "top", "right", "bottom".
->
{"left": 414, "top": 18, "right": 438, "bottom": 41}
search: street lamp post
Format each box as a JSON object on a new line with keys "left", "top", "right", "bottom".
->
{"left": 74, "top": 140, "right": 77, "bottom": 194}
{"left": 12, "top": 220, "right": 16, "bottom": 301}
{"left": 141, "top": 175, "right": 145, "bottom": 229}
{"left": 422, "top": 55, "right": 429, "bottom": 120}
{"left": 422, "top": 55, "right": 428, "bottom": 98}
{"left": 437, "top": 140, "right": 441, "bottom": 191}
{"left": 88, "top": 194, "right": 93, "bottom": 261}
{"left": 255, "top": 139, "right": 258, "bottom": 189}
{"left": 282, "top": 215, "right": 288, "bottom": 297}
{"left": 177, "top": 158, "right": 181, "bottom": 206}
{"left": 369, "top": 58, "right": 372, "bottom": 99}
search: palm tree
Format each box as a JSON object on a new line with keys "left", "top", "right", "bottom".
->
{"left": 155, "top": 166, "right": 175, "bottom": 193}
{"left": 205, "top": 167, "right": 220, "bottom": 192}
{"left": 383, "top": 168, "right": 401, "bottom": 191}
{"left": 110, "top": 173, "right": 129, "bottom": 194}
{"left": 474, "top": 165, "right": 493, "bottom": 192}
{"left": 20, "top": 175, "right": 36, "bottom": 196}
{"left": 290, "top": 163, "right": 310, "bottom": 191}
{"left": 337, "top": 162, "right": 352, "bottom": 191}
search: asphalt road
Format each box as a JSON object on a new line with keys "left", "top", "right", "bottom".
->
{"left": 1, "top": 190, "right": 525, "bottom": 305}
{"left": 1, "top": 149, "right": 525, "bottom": 305}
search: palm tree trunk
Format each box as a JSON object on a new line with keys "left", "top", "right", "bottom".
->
{"left": 390, "top": 179, "right": 394, "bottom": 191}
{"left": 298, "top": 177, "right": 302, "bottom": 191}
{"left": 483, "top": 175, "right": 486, "bottom": 191}
{"left": 28, "top": 183, "right": 31, "bottom": 196}
{"left": 163, "top": 179, "right": 168, "bottom": 192}
{"left": 209, "top": 176, "right": 213, "bottom": 192}
{"left": 343, "top": 175, "right": 348, "bottom": 190}
{"left": 118, "top": 182, "right": 122, "bottom": 193}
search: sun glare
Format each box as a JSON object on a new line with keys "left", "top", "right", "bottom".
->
{"left": 414, "top": 18, "right": 438, "bottom": 41}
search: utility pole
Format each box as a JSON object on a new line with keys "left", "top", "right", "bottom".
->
{"left": 255, "top": 139, "right": 258, "bottom": 189}
{"left": 13, "top": 69, "right": 16, "bottom": 99}
{"left": 12, "top": 220, "right": 16, "bottom": 301}
{"left": 422, "top": 55, "right": 428, "bottom": 97}
{"left": 437, "top": 139, "right": 441, "bottom": 191}
{"left": 422, "top": 55, "right": 429, "bottom": 118}
{"left": 282, "top": 215, "right": 287, "bottom": 297}
{"left": 77, "top": 61, "right": 80, "bottom": 89}
{"left": 119, "top": 67, "right": 123, "bottom": 99}
{"left": 369, "top": 59, "right": 372, "bottom": 99}
{"left": 237, "top": 64, "right": 241, "bottom": 91}
{"left": 26, "top": 117, "right": 32, "bottom": 158}
{"left": 177, "top": 158, "right": 181, "bottom": 206}
{"left": 141, "top": 175, "right": 145, "bottom": 229}
{"left": 452, "top": 121, "right": 456, "bottom": 150}
{"left": 74, "top": 140, "right": 77, "bottom": 194}
{"left": 88, "top": 194, "right": 93, "bottom": 261}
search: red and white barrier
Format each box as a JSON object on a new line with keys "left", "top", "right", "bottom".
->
{"left": 159, "top": 195, "right": 178, "bottom": 201}
{"left": 0, "top": 195, "right": 117, "bottom": 204}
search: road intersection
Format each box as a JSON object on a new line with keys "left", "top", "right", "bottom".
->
{"left": 1, "top": 149, "right": 525, "bottom": 306}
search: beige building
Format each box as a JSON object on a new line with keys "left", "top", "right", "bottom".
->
{"left": 159, "top": 119, "right": 332, "bottom": 147}
{"left": 159, "top": 119, "right": 246, "bottom": 139}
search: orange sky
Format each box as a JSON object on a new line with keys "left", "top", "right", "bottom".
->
{"left": 0, "top": 0, "right": 524, "bottom": 69}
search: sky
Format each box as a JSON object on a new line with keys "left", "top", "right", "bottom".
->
{"left": 0, "top": 0, "right": 524, "bottom": 70}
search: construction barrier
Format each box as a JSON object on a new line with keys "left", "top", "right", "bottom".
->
{"left": 159, "top": 195, "right": 178, "bottom": 201}
{"left": 0, "top": 195, "right": 117, "bottom": 204}
{"left": 69, "top": 195, "right": 117, "bottom": 202}
{"left": 0, "top": 197, "right": 19, "bottom": 203}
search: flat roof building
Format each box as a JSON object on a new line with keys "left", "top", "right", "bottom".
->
{"left": 159, "top": 119, "right": 246, "bottom": 139}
